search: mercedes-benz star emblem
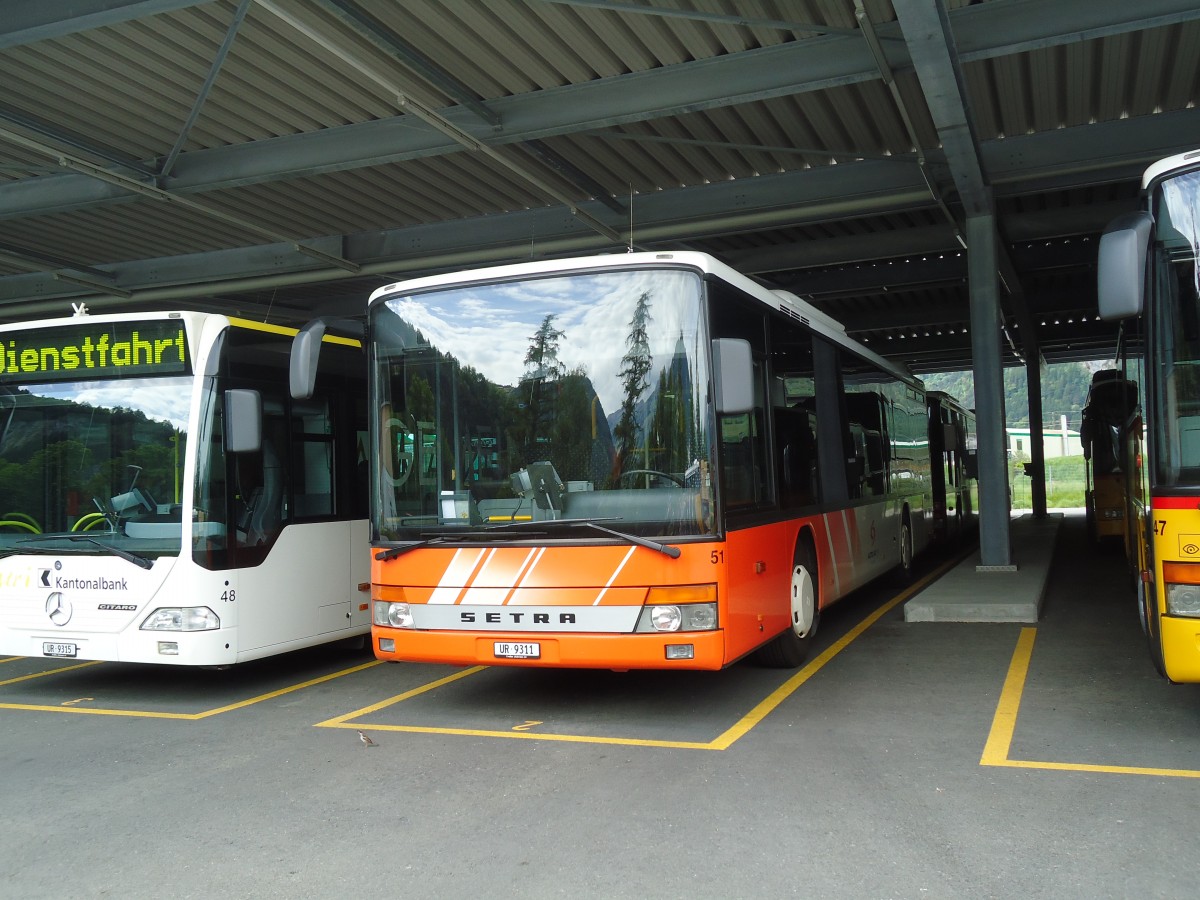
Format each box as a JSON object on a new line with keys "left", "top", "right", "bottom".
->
{"left": 46, "top": 592, "right": 72, "bottom": 627}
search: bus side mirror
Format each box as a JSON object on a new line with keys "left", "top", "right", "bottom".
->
{"left": 225, "top": 389, "right": 262, "bottom": 454}
{"left": 290, "top": 319, "right": 326, "bottom": 400}
{"left": 1097, "top": 211, "right": 1153, "bottom": 321}
{"left": 712, "top": 338, "right": 753, "bottom": 414}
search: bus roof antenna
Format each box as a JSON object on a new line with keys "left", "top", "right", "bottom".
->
{"left": 627, "top": 184, "right": 635, "bottom": 252}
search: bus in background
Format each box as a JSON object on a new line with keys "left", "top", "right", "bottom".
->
{"left": 926, "top": 390, "right": 978, "bottom": 544}
{"left": 1098, "top": 147, "right": 1200, "bottom": 682}
{"left": 1079, "top": 370, "right": 1138, "bottom": 548}
{"left": 0, "top": 310, "right": 369, "bottom": 666}
{"left": 294, "top": 251, "right": 932, "bottom": 671}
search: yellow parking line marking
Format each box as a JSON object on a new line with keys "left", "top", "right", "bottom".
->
{"left": 980, "top": 627, "right": 1036, "bottom": 765}
{"left": 982, "top": 628, "right": 1200, "bottom": 779}
{"left": 190, "top": 659, "right": 384, "bottom": 719}
{"left": 320, "top": 552, "right": 969, "bottom": 749}
{"left": 0, "top": 658, "right": 383, "bottom": 718}
{"left": 0, "top": 660, "right": 103, "bottom": 686}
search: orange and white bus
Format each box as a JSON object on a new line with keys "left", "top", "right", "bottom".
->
{"left": 293, "top": 252, "right": 933, "bottom": 670}
{"left": 0, "top": 310, "right": 369, "bottom": 666}
{"left": 1098, "top": 148, "right": 1200, "bottom": 682}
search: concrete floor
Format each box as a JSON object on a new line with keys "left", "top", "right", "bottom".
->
{"left": 2, "top": 510, "right": 1198, "bottom": 899}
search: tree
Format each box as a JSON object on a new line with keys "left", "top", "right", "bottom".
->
{"left": 519, "top": 314, "right": 566, "bottom": 459}
{"left": 612, "top": 291, "right": 653, "bottom": 473}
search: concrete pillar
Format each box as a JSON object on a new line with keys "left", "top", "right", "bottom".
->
{"left": 967, "top": 214, "right": 1014, "bottom": 569}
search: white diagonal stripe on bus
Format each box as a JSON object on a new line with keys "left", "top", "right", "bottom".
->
{"left": 592, "top": 545, "right": 638, "bottom": 605}
{"left": 461, "top": 547, "right": 539, "bottom": 605}
{"left": 840, "top": 509, "right": 854, "bottom": 594}
{"left": 823, "top": 512, "right": 840, "bottom": 596}
{"left": 428, "top": 547, "right": 488, "bottom": 604}
{"left": 500, "top": 547, "right": 543, "bottom": 605}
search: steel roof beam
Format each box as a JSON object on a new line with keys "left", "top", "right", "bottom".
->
{"left": 0, "top": 1, "right": 211, "bottom": 49}
{"left": 0, "top": 0, "right": 1195, "bottom": 217}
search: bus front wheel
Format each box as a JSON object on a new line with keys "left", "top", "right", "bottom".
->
{"left": 754, "top": 539, "right": 819, "bottom": 668}
{"left": 893, "top": 514, "right": 914, "bottom": 584}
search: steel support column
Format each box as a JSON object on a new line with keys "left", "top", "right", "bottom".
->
{"left": 967, "top": 214, "right": 1014, "bottom": 568}
{"left": 1025, "top": 346, "right": 1048, "bottom": 519}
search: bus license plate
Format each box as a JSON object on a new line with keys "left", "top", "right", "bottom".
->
{"left": 43, "top": 642, "right": 78, "bottom": 658}
{"left": 494, "top": 641, "right": 540, "bottom": 659}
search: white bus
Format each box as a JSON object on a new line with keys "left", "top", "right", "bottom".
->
{"left": 0, "top": 310, "right": 369, "bottom": 665}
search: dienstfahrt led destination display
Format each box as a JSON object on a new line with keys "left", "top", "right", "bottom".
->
{"left": 0, "top": 320, "right": 189, "bottom": 384}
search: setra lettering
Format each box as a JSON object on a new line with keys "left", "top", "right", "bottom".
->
{"left": 459, "top": 611, "right": 578, "bottom": 625}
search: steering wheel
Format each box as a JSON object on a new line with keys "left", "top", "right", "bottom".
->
{"left": 617, "top": 468, "right": 684, "bottom": 488}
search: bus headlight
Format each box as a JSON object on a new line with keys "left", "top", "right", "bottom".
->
{"left": 1166, "top": 584, "right": 1200, "bottom": 617}
{"left": 374, "top": 601, "right": 414, "bottom": 628}
{"left": 650, "top": 605, "right": 682, "bottom": 632}
{"left": 635, "top": 602, "right": 718, "bottom": 633}
{"left": 1163, "top": 563, "right": 1200, "bottom": 617}
{"left": 140, "top": 607, "right": 220, "bottom": 631}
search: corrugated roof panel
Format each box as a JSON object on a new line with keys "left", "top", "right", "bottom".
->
{"left": 0, "top": 202, "right": 239, "bottom": 263}
{"left": 964, "top": 23, "right": 1200, "bottom": 143}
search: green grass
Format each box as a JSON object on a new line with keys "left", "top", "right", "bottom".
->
{"left": 1009, "top": 454, "right": 1086, "bottom": 510}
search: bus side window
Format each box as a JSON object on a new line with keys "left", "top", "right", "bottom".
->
{"left": 710, "top": 282, "right": 768, "bottom": 510}
{"left": 291, "top": 396, "right": 334, "bottom": 518}
{"left": 775, "top": 407, "right": 817, "bottom": 509}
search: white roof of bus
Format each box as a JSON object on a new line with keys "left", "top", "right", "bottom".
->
{"left": 370, "top": 251, "right": 918, "bottom": 388}
{"left": 1143, "top": 149, "right": 1200, "bottom": 188}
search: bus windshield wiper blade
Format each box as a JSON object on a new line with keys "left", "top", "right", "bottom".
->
{"left": 13, "top": 535, "right": 153, "bottom": 569}
{"left": 485, "top": 518, "right": 680, "bottom": 558}
{"left": 578, "top": 521, "right": 680, "bottom": 558}
{"left": 64, "top": 535, "right": 154, "bottom": 569}
{"left": 377, "top": 519, "right": 680, "bottom": 559}
{"left": 375, "top": 535, "right": 457, "bottom": 561}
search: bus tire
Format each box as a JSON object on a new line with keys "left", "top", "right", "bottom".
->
{"left": 754, "top": 537, "right": 819, "bottom": 668}
{"left": 1138, "top": 580, "right": 1168, "bottom": 679}
{"left": 893, "top": 512, "right": 914, "bottom": 584}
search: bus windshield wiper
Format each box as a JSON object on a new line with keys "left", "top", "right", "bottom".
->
{"left": 377, "top": 519, "right": 681, "bottom": 560}
{"left": 484, "top": 518, "right": 681, "bottom": 559}
{"left": 65, "top": 536, "right": 154, "bottom": 569}
{"left": 14, "top": 535, "right": 154, "bottom": 569}
{"left": 375, "top": 534, "right": 458, "bottom": 561}
{"left": 374, "top": 527, "right": 549, "bottom": 560}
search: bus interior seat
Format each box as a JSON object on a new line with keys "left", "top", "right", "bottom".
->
{"left": 245, "top": 442, "right": 283, "bottom": 545}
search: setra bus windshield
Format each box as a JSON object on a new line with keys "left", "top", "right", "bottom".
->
{"left": 1150, "top": 167, "right": 1200, "bottom": 488}
{"left": 369, "top": 266, "right": 715, "bottom": 541}
{"left": 0, "top": 376, "right": 190, "bottom": 558}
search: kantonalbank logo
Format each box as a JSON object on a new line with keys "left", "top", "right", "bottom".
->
{"left": 0, "top": 320, "right": 189, "bottom": 384}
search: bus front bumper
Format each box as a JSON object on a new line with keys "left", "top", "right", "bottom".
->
{"left": 1160, "top": 616, "right": 1200, "bottom": 683}
{"left": 373, "top": 627, "right": 728, "bottom": 670}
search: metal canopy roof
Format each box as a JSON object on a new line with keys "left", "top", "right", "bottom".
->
{"left": 1, "top": 0, "right": 1198, "bottom": 374}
